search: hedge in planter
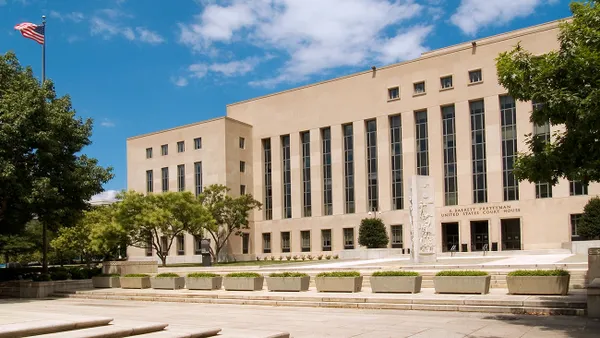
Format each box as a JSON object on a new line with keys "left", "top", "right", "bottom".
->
{"left": 151, "top": 273, "right": 185, "bottom": 290}
{"left": 92, "top": 274, "right": 121, "bottom": 288}
{"left": 315, "top": 271, "right": 362, "bottom": 293}
{"left": 433, "top": 270, "right": 490, "bottom": 294}
{"left": 120, "top": 274, "right": 151, "bottom": 289}
{"left": 370, "top": 271, "right": 422, "bottom": 294}
{"left": 187, "top": 272, "right": 223, "bottom": 290}
{"left": 267, "top": 272, "right": 310, "bottom": 292}
{"left": 223, "top": 272, "right": 264, "bottom": 291}
{"left": 506, "top": 269, "right": 570, "bottom": 295}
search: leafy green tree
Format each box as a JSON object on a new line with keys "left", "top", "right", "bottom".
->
{"left": 51, "top": 218, "right": 92, "bottom": 266}
{"left": 496, "top": 1, "right": 600, "bottom": 184}
{"left": 0, "top": 220, "right": 41, "bottom": 263}
{"left": 579, "top": 197, "right": 600, "bottom": 240}
{"left": 358, "top": 218, "right": 389, "bottom": 248}
{"left": 190, "top": 185, "right": 261, "bottom": 262}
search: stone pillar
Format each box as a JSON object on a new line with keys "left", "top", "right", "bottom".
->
{"left": 588, "top": 248, "right": 600, "bottom": 318}
{"left": 589, "top": 248, "right": 600, "bottom": 283}
{"left": 409, "top": 175, "right": 437, "bottom": 263}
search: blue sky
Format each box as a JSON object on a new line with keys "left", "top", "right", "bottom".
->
{"left": 1, "top": 0, "right": 573, "bottom": 201}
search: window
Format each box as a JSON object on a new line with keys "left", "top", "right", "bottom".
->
{"left": 161, "top": 144, "right": 168, "bottom": 156}
{"left": 160, "top": 236, "right": 168, "bottom": 256}
{"left": 177, "top": 164, "right": 185, "bottom": 192}
{"left": 161, "top": 167, "right": 169, "bottom": 192}
{"left": 145, "top": 237, "right": 152, "bottom": 256}
{"left": 194, "top": 137, "right": 202, "bottom": 150}
{"left": 471, "top": 100, "right": 488, "bottom": 203}
{"left": 322, "top": 127, "right": 333, "bottom": 215}
{"left": 262, "top": 233, "right": 271, "bottom": 254}
{"left": 343, "top": 228, "right": 355, "bottom": 249}
{"left": 413, "top": 81, "right": 425, "bottom": 94}
{"left": 390, "top": 115, "right": 404, "bottom": 210}
{"left": 281, "top": 232, "right": 290, "bottom": 253}
{"left": 301, "top": 131, "right": 312, "bottom": 217}
{"left": 415, "top": 110, "right": 429, "bottom": 176}
{"left": 391, "top": 225, "right": 403, "bottom": 248}
{"left": 441, "top": 75, "right": 453, "bottom": 89}
{"left": 282, "top": 135, "right": 292, "bottom": 219}
{"left": 469, "top": 69, "right": 482, "bottom": 83}
{"left": 322, "top": 229, "right": 332, "bottom": 251}
{"left": 240, "top": 161, "right": 246, "bottom": 173}
{"left": 177, "top": 235, "right": 185, "bottom": 255}
{"left": 146, "top": 170, "right": 153, "bottom": 193}
{"left": 500, "top": 95, "right": 519, "bottom": 201}
{"left": 194, "top": 236, "right": 202, "bottom": 255}
{"left": 242, "top": 233, "right": 249, "bottom": 254}
{"left": 343, "top": 124, "right": 355, "bottom": 214}
{"left": 239, "top": 137, "right": 246, "bottom": 149}
{"left": 388, "top": 86, "right": 400, "bottom": 100}
{"left": 177, "top": 141, "right": 185, "bottom": 153}
{"left": 533, "top": 101, "right": 552, "bottom": 198}
{"left": 570, "top": 181, "right": 588, "bottom": 196}
{"left": 240, "top": 185, "right": 246, "bottom": 195}
{"left": 442, "top": 105, "right": 458, "bottom": 206}
{"left": 301, "top": 230, "right": 311, "bottom": 252}
{"left": 571, "top": 214, "right": 583, "bottom": 239}
{"left": 263, "top": 139, "right": 273, "bottom": 220}
{"left": 194, "top": 162, "right": 202, "bottom": 196}
{"left": 366, "top": 119, "right": 378, "bottom": 212}
{"left": 146, "top": 147, "right": 153, "bottom": 159}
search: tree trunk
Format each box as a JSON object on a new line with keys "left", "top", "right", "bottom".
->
{"left": 42, "top": 223, "right": 48, "bottom": 274}
{"left": 160, "top": 255, "right": 167, "bottom": 267}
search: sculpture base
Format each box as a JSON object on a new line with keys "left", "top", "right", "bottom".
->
{"left": 411, "top": 252, "right": 437, "bottom": 264}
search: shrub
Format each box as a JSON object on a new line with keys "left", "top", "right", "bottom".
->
{"left": 270, "top": 256, "right": 275, "bottom": 261}
{"left": 263, "top": 256, "right": 269, "bottom": 261}
{"left": 507, "top": 269, "right": 570, "bottom": 277}
{"left": 278, "top": 256, "right": 283, "bottom": 261}
{"left": 325, "top": 255, "right": 332, "bottom": 260}
{"left": 435, "top": 270, "right": 489, "bottom": 277}
{"left": 98, "top": 273, "right": 120, "bottom": 277}
{"left": 358, "top": 218, "right": 389, "bottom": 248}
{"left": 293, "top": 255, "right": 299, "bottom": 260}
{"left": 155, "top": 273, "right": 180, "bottom": 278}
{"left": 317, "top": 271, "right": 360, "bottom": 278}
{"left": 306, "top": 254, "right": 313, "bottom": 260}
{"left": 33, "top": 273, "right": 51, "bottom": 282}
{"left": 188, "top": 272, "right": 220, "bottom": 278}
{"left": 256, "top": 256, "right": 261, "bottom": 261}
{"left": 269, "top": 272, "right": 309, "bottom": 277}
{"left": 68, "top": 268, "right": 87, "bottom": 280}
{"left": 317, "top": 255, "right": 323, "bottom": 260}
{"left": 286, "top": 256, "right": 291, "bottom": 261}
{"left": 124, "top": 274, "right": 150, "bottom": 278}
{"left": 333, "top": 255, "right": 339, "bottom": 259}
{"left": 372, "top": 271, "right": 420, "bottom": 277}
{"left": 50, "top": 270, "right": 71, "bottom": 281}
{"left": 300, "top": 255, "right": 306, "bottom": 261}
{"left": 226, "top": 272, "right": 261, "bottom": 278}
{"left": 87, "top": 267, "right": 103, "bottom": 278}
{"left": 579, "top": 197, "right": 600, "bottom": 239}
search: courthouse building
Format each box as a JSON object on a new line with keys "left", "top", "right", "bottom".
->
{"left": 127, "top": 19, "right": 596, "bottom": 262}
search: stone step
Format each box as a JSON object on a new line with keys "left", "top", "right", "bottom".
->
{"left": 0, "top": 317, "right": 113, "bottom": 338}
{"left": 133, "top": 327, "right": 221, "bottom": 338}
{"left": 34, "top": 320, "right": 168, "bottom": 338}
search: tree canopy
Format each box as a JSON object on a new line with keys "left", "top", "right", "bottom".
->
{"left": 358, "top": 218, "right": 389, "bottom": 248}
{"left": 579, "top": 197, "right": 600, "bottom": 239}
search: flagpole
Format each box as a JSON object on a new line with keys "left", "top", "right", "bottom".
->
{"left": 41, "top": 14, "right": 48, "bottom": 275}
{"left": 41, "top": 15, "right": 46, "bottom": 84}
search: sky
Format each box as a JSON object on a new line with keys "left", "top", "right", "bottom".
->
{"left": 0, "top": 0, "right": 573, "bottom": 202}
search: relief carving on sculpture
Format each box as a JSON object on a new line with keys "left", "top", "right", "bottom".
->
{"left": 408, "top": 194, "right": 415, "bottom": 254}
{"left": 418, "top": 183, "right": 435, "bottom": 254}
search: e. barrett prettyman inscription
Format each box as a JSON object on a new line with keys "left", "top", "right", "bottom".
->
{"left": 440, "top": 205, "right": 520, "bottom": 218}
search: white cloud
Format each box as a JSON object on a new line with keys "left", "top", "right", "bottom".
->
{"left": 171, "top": 76, "right": 189, "bottom": 87}
{"left": 49, "top": 10, "right": 85, "bottom": 23}
{"left": 91, "top": 190, "right": 119, "bottom": 204}
{"left": 100, "top": 118, "right": 115, "bottom": 127}
{"left": 0, "top": 0, "right": 7, "bottom": 6}
{"left": 451, "top": 0, "right": 558, "bottom": 35}
{"left": 188, "top": 63, "right": 209, "bottom": 78}
{"left": 136, "top": 27, "right": 165, "bottom": 45}
{"left": 90, "top": 9, "right": 164, "bottom": 44}
{"left": 209, "top": 57, "right": 262, "bottom": 77}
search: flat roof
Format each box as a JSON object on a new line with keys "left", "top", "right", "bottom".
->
{"left": 127, "top": 116, "right": 252, "bottom": 141}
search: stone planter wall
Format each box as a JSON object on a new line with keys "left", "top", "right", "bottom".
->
{"left": 151, "top": 277, "right": 186, "bottom": 290}
{"left": 186, "top": 277, "right": 223, "bottom": 290}
{"left": 507, "top": 275, "right": 570, "bottom": 295}
{"left": 266, "top": 276, "right": 310, "bottom": 292}
{"left": 120, "top": 277, "right": 151, "bottom": 289}
{"left": 370, "top": 276, "right": 422, "bottom": 294}
{"left": 315, "top": 276, "right": 363, "bottom": 293}
{"left": 3, "top": 280, "right": 93, "bottom": 298}
{"left": 433, "top": 276, "right": 491, "bottom": 294}
{"left": 102, "top": 261, "right": 158, "bottom": 275}
{"left": 223, "top": 277, "right": 264, "bottom": 291}
{"left": 92, "top": 276, "right": 121, "bottom": 288}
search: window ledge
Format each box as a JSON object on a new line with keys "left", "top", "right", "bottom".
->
{"left": 468, "top": 81, "right": 483, "bottom": 86}
{"left": 440, "top": 86, "right": 454, "bottom": 92}
{"left": 387, "top": 97, "right": 401, "bottom": 102}
{"left": 412, "top": 92, "right": 427, "bottom": 97}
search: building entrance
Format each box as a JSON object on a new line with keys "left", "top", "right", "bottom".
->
{"left": 442, "top": 222, "right": 459, "bottom": 252}
{"left": 470, "top": 221, "right": 489, "bottom": 251}
{"left": 501, "top": 218, "right": 521, "bottom": 250}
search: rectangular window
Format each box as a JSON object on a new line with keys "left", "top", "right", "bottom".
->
{"left": 282, "top": 135, "right": 292, "bottom": 219}
{"left": 177, "top": 235, "right": 185, "bottom": 255}
{"left": 500, "top": 95, "right": 519, "bottom": 201}
{"left": 391, "top": 225, "right": 403, "bottom": 248}
{"left": 262, "top": 233, "right": 271, "bottom": 254}
{"left": 442, "top": 105, "right": 458, "bottom": 206}
{"left": 533, "top": 101, "right": 552, "bottom": 198}
{"left": 177, "top": 141, "right": 185, "bottom": 153}
{"left": 161, "top": 144, "right": 168, "bottom": 156}
{"left": 194, "top": 162, "right": 202, "bottom": 196}
{"left": 322, "top": 229, "right": 332, "bottom": 251}
{"left": 177, "top": 164, "right": 185, "bottom": 192}
{"left": 390, "top": 115, "right": 404, "bottom": 210}
{"left": 263, "top": 139, "right": 273, "bottom": 220}
{"left": 343, "top": 124, "right": 355, "bottom": 214}
{"left": 301, "top": 230, "right": 311, "bottom": 252}
{"left": 343, "top": 228, "right": 355, "bottom": 249}
{"left": 413, "top": 81, "right": 425, "bottom": 94}
{"left": 301, "top": 131, "right": 312, "bottom": 217}
{"left": 570, "top": 181, "right": 588, "bottom": 196}
{"left": 366, "top": 119, "right": 379, "bottom": 212}
{"left": 161, "top": 167, "right": 169, "bottom": 192}
{"left": 194, "top": 236, "right": 202, "bottom": 255}
{"left": 281, "top": 232, "right": 290, "bottom": 253}
{"left": 441, "top": 75, "right": 453, "bottom": 89}
{"left": 470, "top": 100, "right": 488, "bottom": 203}
{"left": 322, "top": 127, "right": 333, "bottom": 216}
{"left": 145, "top": 237, "right": 152, "bottom": 257}
{"left": 240, "top": 185, "right": 246, "bottom": 195}
{"left": 239, "top": 137, "right": 245, "bottom": 149}
{"left": 146, "top": 170, "right": 153, "bottom": 193}
{"left": 240, "top": 161, "right": 246, "bottom": 173}
{"left": 146, "top": 147, "right": 153, "bottom": 159}
{"left": 415, "top": 110, "right": 429, "bottom": 176}
{"left": 571, "top": 214, "right": 583, "bottom": 238}
{"left": 242, "top": 233, "right": 249, "bottom": 254}
{"left": 469, "top": 69, "right": 482, "bottom": 83}
{"left": 194, "top": 137, "right": 202, "bottom": 150}
{"left": 388, "top": 86, "right": 400, "bottom": 100}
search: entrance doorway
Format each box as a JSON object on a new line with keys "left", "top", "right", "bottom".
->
{"left": 470, "top": 221, "right": 489, "bottom": 251}
{"left": 442, "top": 222, "right": 459, "bottom": 252}
{"left": 501, "top": 219, "right": 521, "bottom": 250}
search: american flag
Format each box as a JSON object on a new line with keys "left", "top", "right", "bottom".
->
{"left": 14, "top": 22, "right": 45, "bottom": 44}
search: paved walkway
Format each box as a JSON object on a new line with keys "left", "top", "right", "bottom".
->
{"left": 0, "top": 298, "right": 598, "bottom": 337}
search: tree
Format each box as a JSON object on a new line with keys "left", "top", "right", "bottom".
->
{"left": 579, "top": 197, "right": 600, "bottom": 240}
{"left": 0, "top": 220, "right": 41, "bottom": 263}
{"left": 496, "top": 1, "right": 600, "bottom": 184}
{"left": 116, "top": 191, "right": 212, "bottom": 267}
{"left": 358, "top": 218, "right": 389, "bottom": 248}
{"left": 190, "top": 185, "right": 261, "bottom": 262}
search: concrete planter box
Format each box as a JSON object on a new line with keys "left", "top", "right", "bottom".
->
{"left": 370, "top": 276, "right": 422, "bottom": 294}
{"left": 507, "top": 275, "right": 570, "bottom": 295}
{"left": 315, "top": 276, "right": 363, "bottom": 293}
{"left": 266, "top": 276, "right": 310, "bottom": 292}
{"left": 223, "top": 277, "right": 264, "bottom": 291}
{"left": 120, "top": 276, "right": 151, "bottom": 289}
{"left": 151, "top": 276, "right": 186, "bottom": 290}
{"left": 92, "top": 276, "right": 120, "bottom": 288}
{"left": 186, "top": 277, "right": 223, "bottom": 290}
{"left": 433, "top": 276, "right": 491, "bottom": 294}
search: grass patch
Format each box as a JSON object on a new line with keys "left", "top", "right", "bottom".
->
{"left": 435, "top": 270, "right": 488, "bottom": 277}
{"left": 187, "top": 272, "right": 220, "bottom": 278}
{"left": 155, "top": 273, "right": 180, "bottom": 278}
{"left": 226, "top": 272, "right": 262, "bottom": 278}
{"left": 268, "top": 272, "right": 309, "bottom": 277}
{"left": 123, "top": 274, "right": 150, "bottom": 278}
{"left": 98, "top": 274, "right": 120, "bottom": 277}
{"left": 508, "top": 269, "right": 570, "bottom": 277}
{"left": 316, "top": 271, "right": 360, "bottom": 278}
{"left": 372, "top": 271, "right": 420, "bottom": 277}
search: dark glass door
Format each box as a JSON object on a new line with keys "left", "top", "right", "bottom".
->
{"left": 470, "top": 221, "right": 489, "bottom": 251}
{"left": 501, "top": 219, "right": 521, "bottom": 250}
{"left": 442, "top": 222, "right": 459, "bottom": 252}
